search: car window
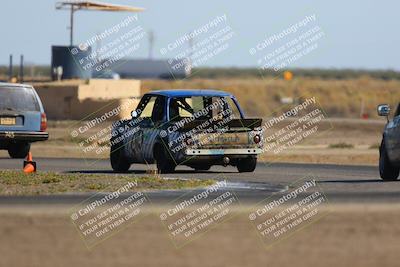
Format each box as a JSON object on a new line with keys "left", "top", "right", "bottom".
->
{"left": 394, "top": 103, "right": 400, "bottom": 117}
{"left": 136, "top": 95, "right": 165, "bottom": 123}
{"left": 151, "top": 96, "right": 166, "bottom": 122}
{"left": 0, "top": 86, "right": 40, "bottom": 112}
{"left": 225, "top": 97, "right": 242, "bottom": 119}
{"left": 169, "top": 96, "right": 241, "bottom": 121}
{"left": 169, "top": 96, "right": 204, "bottom": 120}
{"left": 138, "top": 96, "right": 157, "bottom": 118}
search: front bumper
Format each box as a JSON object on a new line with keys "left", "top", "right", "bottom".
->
{"left": 0, "top": 131, "right": 49, "bottom": 142}
{"left": 185, "top": 148, "right": 262, "bottom": 156}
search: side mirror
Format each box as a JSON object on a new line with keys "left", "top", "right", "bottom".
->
{"left": 131, "top": 110, "right": 138, "bottom": 118}
{"left": 377, "top": 104, "right": 390, "bottom": 117}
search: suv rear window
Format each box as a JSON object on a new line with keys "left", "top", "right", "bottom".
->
{"left": 0, "top": 86, "right": 40, "bottom": 112}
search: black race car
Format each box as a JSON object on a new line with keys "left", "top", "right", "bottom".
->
{"left": 378, "top": 103, "right": 400, "bottom": 180}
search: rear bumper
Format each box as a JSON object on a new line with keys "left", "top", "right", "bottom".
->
{"left": 0, "top": 131, "right": 49, "bottom": 142}
{"left": 185, "top": 148, "right": 262, "bottom": 156}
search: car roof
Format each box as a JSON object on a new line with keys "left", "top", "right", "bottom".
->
{"left": 148, "top": 89, "right": 233, "bottom": 97}
{"left": 0, "top": 82, "right": 32, "bottom": 88}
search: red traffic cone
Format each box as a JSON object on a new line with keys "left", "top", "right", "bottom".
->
{"left": 23, "top": 152, "right": 36, "bottom": 173}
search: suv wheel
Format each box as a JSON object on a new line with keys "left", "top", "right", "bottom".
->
{"left": 379, "top": 141, "right": 399, "bottom": 181}
{"left": 110, "top": 143, "right": 131, "bottom": 172}
{"left": 237, "top": 156, "right": 257, "bottom": 173}
{"left": 8, "top": 142, "right": 30, "bottom": 159}
{"left": 154, "top": 144, "right": 175, "bottom": 174}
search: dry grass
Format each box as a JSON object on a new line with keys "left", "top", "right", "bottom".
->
{"left": 0, "top": 170, "right": 214, "bottom": 195}
{"left": 328, "top": 142, "right": 355, "bottom": 149}
{"left": 142, "top": 77, "right": 400, "bottom": 118}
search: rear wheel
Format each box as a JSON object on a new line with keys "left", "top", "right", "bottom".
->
{"left": 379, "top": 141, "right": 399, "bottom": 181}
{"left": 154, "top": 144, "right": 175, "bottom": 174}
{"left": 110, "top": 142, "right": 131, "bottom": 172}
{"left": 8, "top": 142, "right": 30, "bottom": 159}
{"left": 237, "top": 156, "right": 257, "bottom": 173}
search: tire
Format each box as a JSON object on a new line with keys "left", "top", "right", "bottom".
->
{"left": 154, "top": 144, "right": 175, "bottom": 174}
{"left": 379, "top": 141, "right": 399, "bottom": 181}
{"left": 8, "top": 142, "right": 30, "bottom": 159}
{"left": 237, "top": 157, "right": 257, "bottom": 173}
{"left": 110, "top": 142, "right": 131, "bottom": 172}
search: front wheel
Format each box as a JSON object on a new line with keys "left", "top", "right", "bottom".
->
{"left": 237, "top": 157, "right": 257, "bottom": 173}
{"left": 379, "top": 141, "right": 399, "bottom": 181}
{"left": 8, "top": 142, "right": 30, "bottom": 159}
{"left": 110, "top": 143, "right": 131, "bottom": 172}
{"left": 154, "top": 144, "right": 175, "bottom": 174}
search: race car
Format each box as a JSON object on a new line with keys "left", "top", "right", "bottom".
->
{"left": 110, "top": 89, "right": 263, "bottom": 173}
{"left": 378, "top": 103, "right": 400, "bottom": 180}
{"left": 0, "top": 82, "right": 48, "bottom": 158}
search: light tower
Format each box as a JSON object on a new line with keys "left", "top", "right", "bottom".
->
{"left": 55, "top": 1, "right": 144, "bottom": 46}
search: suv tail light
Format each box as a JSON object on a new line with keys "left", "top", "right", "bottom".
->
{"left": 40, "top": 113, "right": 47, "bottom": 131}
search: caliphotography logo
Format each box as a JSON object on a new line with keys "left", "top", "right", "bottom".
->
{"left": 0, "top": 1, "right": 399, "bottom": 267}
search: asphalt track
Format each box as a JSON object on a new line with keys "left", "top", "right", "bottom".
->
{"left": 0, "top": 157, "right": 399, "bottom": 204}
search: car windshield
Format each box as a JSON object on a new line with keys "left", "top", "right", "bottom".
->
{"left": 169, "top": 96, "right": 242, "bottom": 121}
{"left": 0, "top": 86, "right": 40, "bottom": 112}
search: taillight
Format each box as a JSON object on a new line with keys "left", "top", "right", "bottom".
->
{"left": 185, "top": 138, "right": 193, "bottom": 146}
{"left": 40, "top": 113, "right": 47, "bottom": 131}
{"left": 253, "top": 134, "right": 261, "bottom": 144}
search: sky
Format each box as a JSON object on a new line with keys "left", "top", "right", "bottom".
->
{"left": 0, "top": 0, "right": 399, "bottom": 70}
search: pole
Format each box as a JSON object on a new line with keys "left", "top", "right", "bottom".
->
{"left": 19, "top": 55, "right": 24, "bottom": 83}
{"left": 148, "top": 31, "right": 154, "bottom": 59}
{"left": 360, "top": 98, "right": 365, "bottom": 118}
{"left": 70, "top": 7, "right": 74, "bottom": 46}
{"left": 8, "top": 54, "right": 12, "bottom": 82}
{"left": 187, "top": 34, "right": 194, "bottom": 74}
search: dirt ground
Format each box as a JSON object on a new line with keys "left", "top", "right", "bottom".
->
{"left": 0, "top": 204, "right": 399, "bottom": 267}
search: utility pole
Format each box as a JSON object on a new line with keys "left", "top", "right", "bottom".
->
{"left": 187, "top": 34, "right": 194, "bottom": 74}
{"left": 8, "top": 54, "right": 12, "bottom": 82}
{"left": 19, "top": 55, "right": 24, "bottom": 83}
{"left": 69, "top": 6, "right": 75, "bottom": 46}
{"left": 148, "top": 31, "right": 154, "bottom": 59}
